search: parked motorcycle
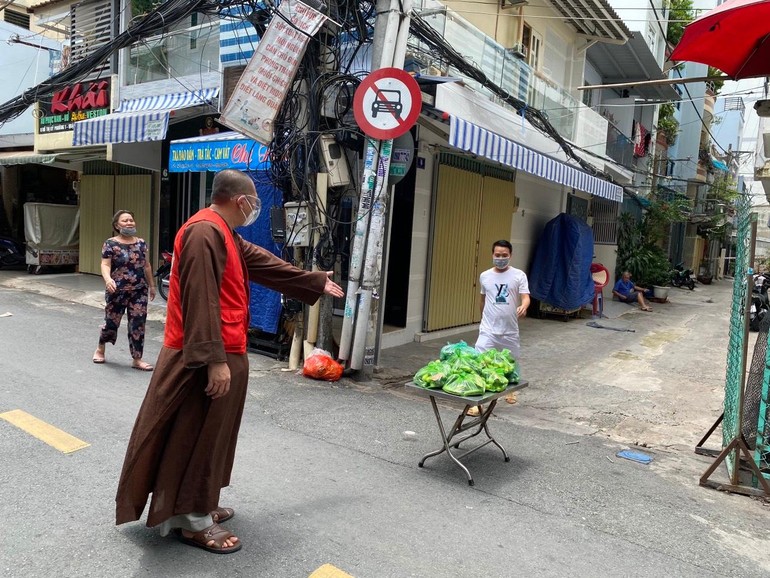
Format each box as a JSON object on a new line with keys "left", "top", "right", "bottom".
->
{"left": 154, "top": 251, "right": 172, "bottom": 301}
{"left": 750, "top": 275, "right": 769, "bottom": 331}
{"left": 671, "top": 263, "right": 695, "bottom": 290}
{"left": 0, "top": 236, "right": 26, "bottom": 270}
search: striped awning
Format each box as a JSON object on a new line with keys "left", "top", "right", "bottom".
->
{"left": 0, "top": 151, "right": 58, "bottom": 166}
{"left": 73, "top": 88, "right": 219, "bottom": 146}
{"left": 449, "top": 117, "right": 623, "bottom": 203}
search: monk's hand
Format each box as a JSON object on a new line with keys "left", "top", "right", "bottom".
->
{"left": 206, "top": 361, "right": 231, "bottom": 399}
{"left": 323, "top": 271, "right": 344, "bottom": 298}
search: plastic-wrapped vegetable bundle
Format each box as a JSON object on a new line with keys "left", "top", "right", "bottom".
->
{"left": 439, "top": 340, "right": 479, "bottom": 361}
{"left": 448, "top": 352, "right": 483, "bottom": 375}
{"left": 482, "top": 368, "right": 508, "bottom": 392}
{"left": 480, "top": 349, "right": 519, "bottom": 384}
{"left": 413, "top": 360, "right": 452, "bottom": 389}
{"left": 442, "top": 372, "right": 486, "bottom": 396}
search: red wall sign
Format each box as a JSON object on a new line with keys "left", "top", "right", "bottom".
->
{"left": 38, "top": 78, "right": 112, "bottom": 134}
{"left": 51, "top": 80, "right": 110, "bottom": 114}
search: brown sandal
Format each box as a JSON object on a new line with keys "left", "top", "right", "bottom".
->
{"left": 174, "top": 523, "right": 241, "bottom": 554}
{"left": 132, "top": 360, "right": 154, "bottom": 371}
{"left": 211, "top": 507, "right": 234, "bottom": 524}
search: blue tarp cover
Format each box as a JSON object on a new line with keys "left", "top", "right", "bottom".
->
{"left": 236, "top": 171, "right": 284, "bottom": 334}
{"left": 528, "top": 213, "right": 595, "bottom": 310}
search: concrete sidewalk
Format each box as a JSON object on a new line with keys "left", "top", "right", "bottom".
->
{"left": 0, "top": 269, "right": 167, "bottom": 321}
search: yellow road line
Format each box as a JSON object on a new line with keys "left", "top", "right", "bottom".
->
{"left": 309, "top": 564, "right": 354, "bottom": 578}
{"left": 0, "top": 409, "right": 90, "bottom": 454}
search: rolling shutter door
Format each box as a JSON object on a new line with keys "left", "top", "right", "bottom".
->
{"left": 78, "top": 175, "right": 114, "bottom": 274}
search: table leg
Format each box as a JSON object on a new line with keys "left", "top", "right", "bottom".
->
{"left": 419, "top": 396, "right": 474, "bottom": 485}
{"left": 481, "top": 400, "right": 509, "bottom": 462}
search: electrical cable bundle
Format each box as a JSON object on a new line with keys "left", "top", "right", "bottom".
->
{"left": 0, "top": 0, "right": 240, "bottom": 125}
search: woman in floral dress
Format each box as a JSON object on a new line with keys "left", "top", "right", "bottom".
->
{"left": 93, "top": 210, "right": 156, "bottom": 370}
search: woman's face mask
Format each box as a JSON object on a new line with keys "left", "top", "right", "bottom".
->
{"left": 120, "top": 227, "right": 137, "bottom": 236}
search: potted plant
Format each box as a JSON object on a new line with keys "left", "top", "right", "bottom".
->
{"left": 649, "top": 267, "right": 673, "bottom": 300}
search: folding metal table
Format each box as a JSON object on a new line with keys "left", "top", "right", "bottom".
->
{"left": 405, "top": 381, "right": 529, "bottom": 486}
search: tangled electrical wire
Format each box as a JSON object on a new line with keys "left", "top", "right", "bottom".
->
{"left": 0, "top": 0, "right": 241, "bottom": 125}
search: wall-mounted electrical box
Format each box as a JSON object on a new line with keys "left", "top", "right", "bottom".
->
{"left": 284, "top": 202, "right": 311, "bottom": 247}
{"left": 319, "top": 134, "right": 351, "bottom": 188}
{"left": 270, "top": 206, "right": 285, "bottom": 243}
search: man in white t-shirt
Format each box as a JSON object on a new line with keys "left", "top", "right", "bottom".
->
{"left": 469, "top": 240, "right": 530, "bottom": 415}
{"left": 475, "top": 240, "right": 530, "bottom": 358}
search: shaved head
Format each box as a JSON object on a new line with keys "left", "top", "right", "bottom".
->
{"left": 211, "top": 170, "right": 256, "bottom": 203}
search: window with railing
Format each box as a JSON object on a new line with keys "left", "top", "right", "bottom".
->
{"left": 4, "top": 8, "right": 30, "bottom": 29}
{"left": 591, "top": 197, "right": 619, "bottom": 244}
{"left": 124, "top": 2, "right": 219, "bottom": 86}
{"left": 71, "top": 0, "right": 114, "bottom": 80}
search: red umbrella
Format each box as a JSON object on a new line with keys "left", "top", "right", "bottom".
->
{"left": 669, "top": 0, "right": 770, "bottom": 79}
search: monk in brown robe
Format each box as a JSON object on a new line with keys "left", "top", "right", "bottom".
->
{"left": 115, "top": 169, "right": 344, "bottom": 554}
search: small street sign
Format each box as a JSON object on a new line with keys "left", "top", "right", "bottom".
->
{"left": 353, "top": 68, "right": 422, "bottom": 140}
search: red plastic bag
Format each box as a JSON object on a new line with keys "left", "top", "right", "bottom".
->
{"left": 302, "top": 350, "right": 343, "bottom": 381}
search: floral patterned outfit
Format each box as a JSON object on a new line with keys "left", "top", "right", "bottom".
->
{"left": 99, "top": 239, "right": 150, "bottom": 359}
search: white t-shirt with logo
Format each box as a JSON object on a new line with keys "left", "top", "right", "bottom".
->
{"left": 476, "top": 266, "right": 530, "bottom": 357}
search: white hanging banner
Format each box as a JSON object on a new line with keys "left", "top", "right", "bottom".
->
{"left": 219, "top": 1, "right": 326, "bottom": 145}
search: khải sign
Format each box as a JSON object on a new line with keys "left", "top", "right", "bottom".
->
{"left": 169, "top": 137, "right": 270, "bottom": 173}
{"left": 219, "top": 1, "right": 327, "bottom": 145}
{"left": 37, "top": 79, "right": 111, "bottom": 134}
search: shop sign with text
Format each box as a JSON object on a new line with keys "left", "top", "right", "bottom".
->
{"left": 37, "top": 79, "right": 111, "bottom": 134}
{"left": 169, "top": 138, "right": 270, "bottom": 172}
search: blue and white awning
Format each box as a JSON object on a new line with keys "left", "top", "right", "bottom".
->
{"left": 72, "top": 88, "right": 219, "bottom": 146}
{"left": 449, "top": 117, "right": 623, "bottom": 203}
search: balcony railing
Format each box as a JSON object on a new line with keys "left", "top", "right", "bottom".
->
{"left": 605, "top": 122, "right": 634, "bottom": 167}
{"left": 416, "top": 4, "right": 607, "bottom": 148}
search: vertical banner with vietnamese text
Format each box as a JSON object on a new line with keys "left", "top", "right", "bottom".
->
{"left": 219, "top": 1, "right": 326, "bottom": 145}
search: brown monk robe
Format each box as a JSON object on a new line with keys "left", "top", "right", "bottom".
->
{"left": 115, "top": 218, "right": 329, "bottom": 536}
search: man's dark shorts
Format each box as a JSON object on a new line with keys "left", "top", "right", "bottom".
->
{"left": 619, "top": 290, "right": 640, "bottom": 302}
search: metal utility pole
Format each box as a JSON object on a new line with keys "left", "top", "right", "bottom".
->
{"left": 338, "top": 0, "right": 412, "bottom": 378}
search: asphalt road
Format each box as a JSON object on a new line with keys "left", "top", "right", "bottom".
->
{"left": 1, "top": 287, "right": 769, "bottom": 577}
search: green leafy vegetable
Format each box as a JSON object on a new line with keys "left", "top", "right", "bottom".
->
{"left": 442, "top": 372, "right": 486, "bottom": 396}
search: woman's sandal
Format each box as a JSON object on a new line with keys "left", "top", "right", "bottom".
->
{"left": 211, "top": 507, "right": 234, "bottom": 524}
{"left": 132, "top": 360, "right": 154, "bottom": 371}
{"left": 93, "top": 350, "right": 105, "bottom": 364}
{"left": 174, "top": 523, "right": 241, "bottom": 554}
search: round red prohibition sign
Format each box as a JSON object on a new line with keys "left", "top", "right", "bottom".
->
{"left": 353, "top": 67, "right": 422, "bottom": 140}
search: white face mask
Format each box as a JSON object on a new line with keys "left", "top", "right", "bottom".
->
{"left": 239, "top": 195, "right": 260, "bottom": 227}
{"left": 493, "top": 257, "right": 510, "bottom": 269}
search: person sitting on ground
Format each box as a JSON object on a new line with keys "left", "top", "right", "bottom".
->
{"left": 612, "top": 271, "right": 653, "bottom": 312}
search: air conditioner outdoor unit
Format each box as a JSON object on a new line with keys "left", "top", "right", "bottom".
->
{"left": 508, "top": 43, "right": 527, "bottom": 59}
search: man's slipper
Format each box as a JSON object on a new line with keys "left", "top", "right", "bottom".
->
{"left": 174, "top": 523, "right": 241, "bottom": 554}
{"left": 466, "top": 406, "right": 482, "bottom": 417}
{"left": 211, "top": 507, "right": 234, "bottom": 524}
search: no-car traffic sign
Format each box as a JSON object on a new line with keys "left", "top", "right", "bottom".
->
{"left": 353, "top": 68, "right": 422, "bottom": 140}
